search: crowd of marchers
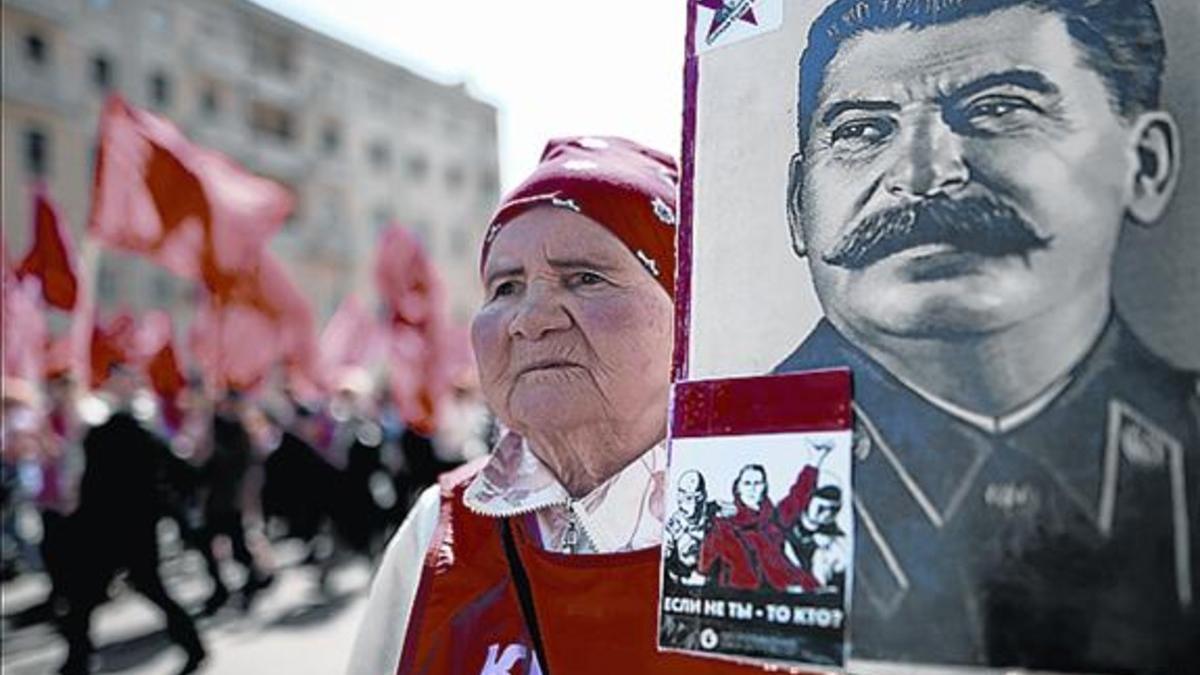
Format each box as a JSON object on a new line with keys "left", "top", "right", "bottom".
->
{"left": 1, "top": 364, "right": 494, "bottom": 675}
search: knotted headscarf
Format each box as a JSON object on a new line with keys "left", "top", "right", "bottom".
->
{"left": 480, "top": 136, "right": 679, "bottom": 297}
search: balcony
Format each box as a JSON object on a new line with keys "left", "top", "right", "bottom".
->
{"left": 244, "top": 134, "right": 310, "bottom": 182}
{"left": 186, "top": 42, "right": 245, "bottom": 82}
{"left": 246, "top": 69, "right": 307, "bottom": 107}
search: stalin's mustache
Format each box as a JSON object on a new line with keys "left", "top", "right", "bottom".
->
{"left": 822, "top": 194, "right": 1053, "bottom": 270}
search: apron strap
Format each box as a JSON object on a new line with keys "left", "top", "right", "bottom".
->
{"left": 500, "top": 517, "right": 552, "bottom": 675}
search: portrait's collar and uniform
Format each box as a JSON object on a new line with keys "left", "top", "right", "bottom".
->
{"left": 776, "top": 316, "right": 1200, "bottom": 669}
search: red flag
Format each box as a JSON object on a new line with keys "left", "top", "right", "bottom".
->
{"left": 188, "top": 253, "right": 321, "bottom": 394}
{"left": 17, "top": 185, "right": 78, "bottom": 311}
{"left": 88, "top": 313, "right": 134, "bottom": 388}
{"left": 373, "top": 224, "right": 450, "bottom": 435}
{"left": 88, "top": 95, "right": 292, "bottom": 292}
{"left": 147, "top": 340, "right": 185, "bottom": 402}
{"left": 3, "top": 243, "right": 48, "bottom": 383}
{"left": 144, "top": 315, "right": 187, "bottom": 432}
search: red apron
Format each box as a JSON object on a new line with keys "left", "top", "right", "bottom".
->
{"left": 396, "top": 464, "right": 807, "bottom": 674}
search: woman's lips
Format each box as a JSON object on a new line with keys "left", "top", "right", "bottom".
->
{"left": 516, "top": 360, "right": 584, "bottom": 376}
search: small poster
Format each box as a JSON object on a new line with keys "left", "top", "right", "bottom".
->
{"left": 658, "top": 370, "right": 852, "bottom": 669}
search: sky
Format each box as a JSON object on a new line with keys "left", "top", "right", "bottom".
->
{"left": 250, "top": 0, "right": 688, "bottom": 193}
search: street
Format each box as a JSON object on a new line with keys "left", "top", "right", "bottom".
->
{"left": 2, "top": 540, "right": 373, "bottom": 674}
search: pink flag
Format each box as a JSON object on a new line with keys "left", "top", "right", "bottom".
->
{"left": 189, "top": 253, "right": 321, "bottom": 394}
{"left": 3, "top": 242, "right": 48, "bottom": 383}
{"left": 44, "top": 335, "right": 74, "bottom": 380}
{"left": 373, "top": 224, "right": 450, "bottom": 435}
{"left": 320, "top": 294, "right": 385, "bottom": 379}
{"left": 142, "top": 313, "right": 187, "bottom": 431}
{"left": 17, "top": 185, "right": 78, "bottom": 311}
{"left": 188, "top": 301, "right": 279, "bottom": 393}
{"left": 88, "top": 95, "right": 293, "bottom": 293}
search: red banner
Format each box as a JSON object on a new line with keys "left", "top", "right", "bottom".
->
{"left": 374, "top": 224, "right": 450, "bottom": 434}
{"left": 88, "top": 95, "right": 292, "bottom": 294}
{"left": 17, "top": 184, "right": 78, "bottom": 312}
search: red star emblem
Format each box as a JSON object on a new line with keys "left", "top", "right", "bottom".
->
{"left": 697, "top": 0, "right": 759, "bottom": 44}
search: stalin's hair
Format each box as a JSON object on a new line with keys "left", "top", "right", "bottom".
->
{"left": 796, "top": 0, "right": 1167, "bottom": 144}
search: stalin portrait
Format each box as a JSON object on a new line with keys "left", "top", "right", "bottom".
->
{"left": 771, "top": 0, "right": 1199, "bottom": 670}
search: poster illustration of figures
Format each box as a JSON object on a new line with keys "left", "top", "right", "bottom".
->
{"left": 658, "top": 370, "right": 853, "bottom": 668}
{"left": 675, "top": 0, "right": 1199, "bottom": 672}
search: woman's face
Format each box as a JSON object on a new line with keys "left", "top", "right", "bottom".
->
{"left": 735, "top": 467, "right": 766, "bottom": 509}
{"left": 471, "top": 207, "right": 673, "bottom": 440}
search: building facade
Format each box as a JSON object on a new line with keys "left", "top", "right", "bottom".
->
{"left": 2, "top": 0, "right": 500, "bottom": 331}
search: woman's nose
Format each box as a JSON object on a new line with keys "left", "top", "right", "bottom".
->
{"left": 508, "top": 284, "right": 571, "bottom": 340}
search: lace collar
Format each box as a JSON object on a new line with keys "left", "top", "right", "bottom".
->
{"left": 463, "top": 432, "right": 667, "bottom": 553}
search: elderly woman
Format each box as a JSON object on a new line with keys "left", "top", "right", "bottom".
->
{"left": 348, "top": 138, "right": 754, "bottom": 674}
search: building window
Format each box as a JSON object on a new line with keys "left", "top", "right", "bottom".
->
{"left": 200, "top": 84, "right": 219, "bottom": 117}
{"left": 251, "top": 28, "right": 294, "bottom": 76}
{"left": 406, "top": 154, "right": 429, "bottom": 181}
{"left": 24, "top": 127, "right": 49, "bottom": 177}
{"left": 368, "top": 141, "right": 391, "bottom": 169}
{"left": 149, "top": 71, "right": 172, "bottom": 108}
{"left": 200, "top": 11, "right": 223, "bottom": 37}
{"left": 91, "top": 54, "right": 113, "bottom": 91}
{"left": 249, "top": 102, "right": 294, "bottom": 142}
{"left": 321, "top": 123, "right": 340, "bottom": 155}
{"left": 444, "top": 165, "right": 465, "bottom": 191}
{"left": 24, "top": 33, "right": 48, "bottom": 66}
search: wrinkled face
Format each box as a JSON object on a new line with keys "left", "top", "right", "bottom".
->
{"left": 735, "top": 467, "right": 767, "bottom": 508}
{"left": 471, "top": 207, "right": 674, "bottom": 437}
{"left": 794, "top": 7, "right": 1139, "bottom": 339}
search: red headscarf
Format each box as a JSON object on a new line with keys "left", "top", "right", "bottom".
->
{"left": 480, "top": 136, "right": 678, "bottom": 297}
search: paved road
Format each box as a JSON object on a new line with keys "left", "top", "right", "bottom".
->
{"left": 1, "top": 541, "right": 375, "bottom": 675}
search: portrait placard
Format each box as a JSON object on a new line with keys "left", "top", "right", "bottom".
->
{"left": 675, "top": 0, "right": 1200, "bottom": 672}
{"left": 658, "top": 369, "right": 853, "bottom": 669}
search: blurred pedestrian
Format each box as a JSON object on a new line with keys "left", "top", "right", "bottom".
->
{"left": 57, "top": 364, "right": 205, "bottom": 675}
{"left": 1, "top": 378, "right": 45, "bottom": 580}
{"left": 197, "top": 391, "right": 273, "bottom": 615}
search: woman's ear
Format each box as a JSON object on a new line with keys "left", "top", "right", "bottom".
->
{"left": 787, "top": 153, "right": 808, "bottom": 257}
{"left": 1126, "top": 111, "right": 1180, "bottom": 227}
